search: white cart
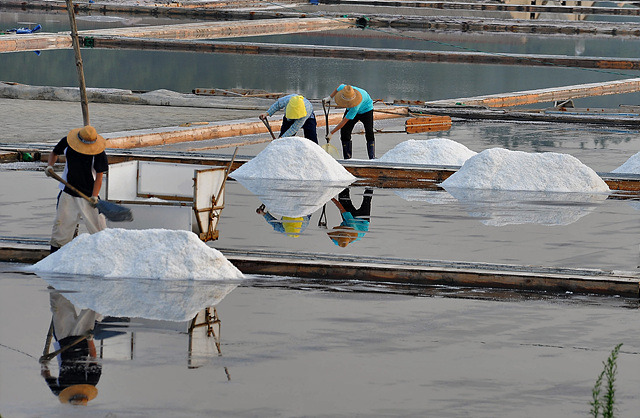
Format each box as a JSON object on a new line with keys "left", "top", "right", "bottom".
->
{"left": 105, "top": 160, "right": 230, "bottom": 241}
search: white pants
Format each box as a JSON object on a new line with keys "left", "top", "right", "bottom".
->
{"left": 50, "top": 192, "right": 106, "bottom": 248}
{"left": 49, "top": 291, "right": 100, "bottom": 340}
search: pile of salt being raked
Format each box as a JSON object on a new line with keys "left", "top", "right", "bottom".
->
{"left": 441, "top": 148, "right": 610, "bottom": 193}
{"left": 230, "top": 136, "right": 356, "bottom": 181}
{"left": 612, "top": 151, "right": 640, "bottom": 174}
{"left": 29, "top": 229, "right": 244, "bottom": 280}
{"left": 378, "top": 138, "right": 477, "bottom": 166}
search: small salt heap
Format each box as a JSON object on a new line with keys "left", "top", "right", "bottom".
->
{"left": 231, "top": 136, "right": 355, "bottom": 182}
{"left": 441, "top": 148, "right": 610, "bottom": 193}
{"left": 612, "top": 151, "right": 640, "bottom": 174}
{"left": 378, "top": 138, "right": 476, "bottom": 166}
{"left": 30, "top": 229, "right": 244, "bottom": 280}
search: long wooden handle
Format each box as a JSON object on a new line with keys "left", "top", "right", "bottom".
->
{"left": 47, "top": 168, "right": 94, "bottom": 205}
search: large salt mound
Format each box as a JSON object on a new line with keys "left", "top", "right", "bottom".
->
{"left": 378, "top": 138, "right": 476, "bottom": 165}
{"left": 30, "top": 229, "right": 244, "bottom": 280}
{"left": 612, "top": 151, "right": 640, "bottom": 174}
{"left": 231, "top": 136, "right": 356, "bottom": 181}
{"left": 441, "top": 148, "right": 609, "bottom": 193}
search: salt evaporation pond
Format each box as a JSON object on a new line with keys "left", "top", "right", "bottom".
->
{"left": 29, "top": 229, "right": 244, "bottom": 280}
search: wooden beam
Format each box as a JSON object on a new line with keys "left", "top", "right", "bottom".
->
{"left": 84, "top": 37, "right": 640, "bottom": 71}
{"left": 424, "top": 78, "right": 640, "bottom": 108}
{"left": 0, "top": 33, "right": 70, "bottom": 53}
{"left": 3, "top": 242, "right": 637, "bottom": 297}
{"left": 104, "top": 107, "right": 406, "bottom": 149}
{"left": 320, "top": 0, "right": 640, "bottom": 17}
{"left": 79, "top": 18, "right": 352, "bottom": 40}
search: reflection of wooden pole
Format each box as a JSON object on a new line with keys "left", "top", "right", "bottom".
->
{"left": 65, "top": 0, "right": 90, "bottom": 126}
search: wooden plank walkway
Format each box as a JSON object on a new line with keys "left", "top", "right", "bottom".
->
{"left": 2, "top": 240, "right": 638, "bottom": 297}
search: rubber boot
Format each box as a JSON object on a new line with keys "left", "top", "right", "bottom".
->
{"left": 367, "top": 141, "right": 376, "bottom": 160}
{"left": 341, "top": 140, "right": 352, "bottom": 160}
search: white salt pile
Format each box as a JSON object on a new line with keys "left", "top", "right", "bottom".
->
{"left": 30, "top": 228, "right": 244, "bottom": 280}
{"left": 441, "top": 148, "right": 610, "bottom": 193}
{"left": 612, "top": 151, "right": 640, "bottom": 174}
{"left": 378, "top": 138, "right": 476, "bottom": 165}
{"left": 231, "top": 136, "right": 356, "bottom": 182}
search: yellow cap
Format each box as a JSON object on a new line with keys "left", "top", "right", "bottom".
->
{"left": 285, "top": 96, "right": 307, "bottom": 120}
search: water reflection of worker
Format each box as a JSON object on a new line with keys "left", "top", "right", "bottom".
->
{"left": 256, "top": 204, "right": 311, "bottom": 238}
{"left": 259, "top": 94, "right": 318, "bottom": 143}
{"left": 328, "top": 187, "right": 373, "bottom": 247}
{"left": 40, "top": 290, "right": 102, "bottom": 406}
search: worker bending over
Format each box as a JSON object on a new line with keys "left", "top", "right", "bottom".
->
{"left": 324, "top": 84, "right": 375, "bottom": 159}
{"left": 260, "top": 94, "right": 318, "bottom": 143}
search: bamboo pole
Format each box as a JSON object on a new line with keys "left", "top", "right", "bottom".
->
{"left": 65, "top": 0, "right": 90, "bottom": 126}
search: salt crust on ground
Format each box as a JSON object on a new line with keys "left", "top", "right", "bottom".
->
{"left": 441, "top": 148, "right": 610, "bottom": 192}
{"left": 378, "top": 138, "right": 477, "bottom": 165}
{"left": 612, "top": 151, "right": 640, "bottom": 174}
{"left": 30, "top": 229, "right": 244, "bottom": 280}
{"left": 230, "top": 136, "right": 356, "bottom": 181}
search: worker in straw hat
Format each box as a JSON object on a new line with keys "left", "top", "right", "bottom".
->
{"left": 323, "top": 84, "right": 375, "bottom": 159}
{"left": 259, "top": 94, "right": 318, "bottom": 143}
{"left": 45, "top": 125, "right": 109, "bottom": 253}
{"left": 327, "top": 187, "right": 373, "bottom": 247}
{"left": 256, "top": 204, "right": 311, "bottom": 238}
{"left": 41, "top": 289, "right": 102, "bottom": 406}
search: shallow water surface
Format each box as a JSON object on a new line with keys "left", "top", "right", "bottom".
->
{"left": 1, "top": 264, "right": 639, "bottom": 417}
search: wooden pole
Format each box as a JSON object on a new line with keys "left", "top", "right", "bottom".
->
{"left": 65, "top": 0, "right": 90, "bottom": 126}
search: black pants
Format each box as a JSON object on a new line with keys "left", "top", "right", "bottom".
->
{"left": 280, "top": 113, "right": 318, "bottom": 144}
{"left": 340, "top": 109, "right": 375, "bottom": 159}
{"left": 338, "top": 188, "right": 373, "bottom": 220}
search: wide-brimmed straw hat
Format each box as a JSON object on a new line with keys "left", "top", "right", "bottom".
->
{"left": 327, "top": 226, "right": 359, "bottom": 247}
{"left": 59, "top": 384, "right": 98, "bottom": 405}
{"left": 285, "top": 95, "right": 307, "bottom": 120}
{"left": 334, "top": 85, "right": 362, "bottom": 108}
{"left": 67, "top": 125, "right": 106, "bottom": 155}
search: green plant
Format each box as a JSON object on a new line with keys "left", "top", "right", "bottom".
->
{"left": 590, "top": 343, "right": 623, "bottom": 418}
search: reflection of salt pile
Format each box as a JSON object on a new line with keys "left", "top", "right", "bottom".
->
{"left": 612, "top": 151, "right": 640, "bottom": 174}
{"left": 445, "top": 189, "right": 607, "bottom": 226}
{"left": 442, "top": 148, "right": 609, "bottom": 192}
{"left": 231, "top": 136, "right": 355, "bottom": 181}
{"left": 39, "top": 276, "right": 237, "bottom": 322}
{"left": 30, "top": 229, "right": 243, "bottom": 280}
{"left": 238, "top": 179, "right": 347, "bottom": 217}
{"left": 379, "top": 138, "right": 476, "bottom": 165}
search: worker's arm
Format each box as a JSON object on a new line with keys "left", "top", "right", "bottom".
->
{"left": 92, "top": 172, "right": 104, "bottom": 199}
{"left": 45, "top": 152, "right": 58, "bottom": 177}
{"left": 329, "top": 117, "right": 350, "bottom": 136}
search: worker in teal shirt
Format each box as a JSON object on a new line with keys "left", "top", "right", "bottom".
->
{"left": 323, "top": 84, "right": 375, "bottom": 159}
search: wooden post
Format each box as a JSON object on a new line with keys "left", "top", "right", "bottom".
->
{"left": 65, "top": 0, "right": 90, "bottom": 126}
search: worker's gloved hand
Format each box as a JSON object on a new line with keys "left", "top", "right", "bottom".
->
{"left": 89, "top": 196, "right": 99, "bottom": 206}
{"left": 322, "top": 96, "right": 331, "bottom": 104}
{"left": 325, "top": 132, "right": 333, "bottom": 141}
{"left": 45, "top": 166, "right": 54, "bottom": 177}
